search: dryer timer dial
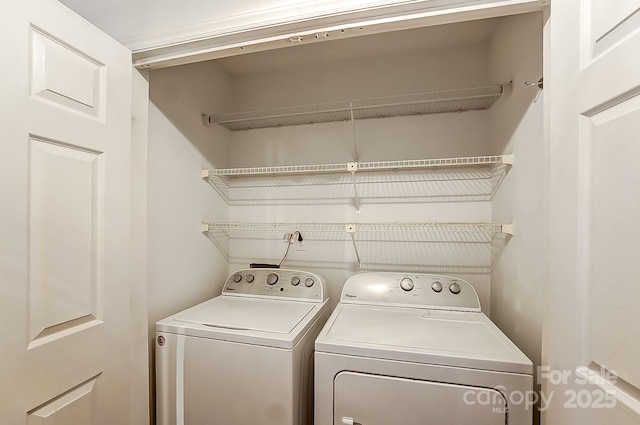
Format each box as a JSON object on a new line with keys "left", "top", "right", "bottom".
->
{"left": 449, "top": 282, "right": 461, "bottom": 294}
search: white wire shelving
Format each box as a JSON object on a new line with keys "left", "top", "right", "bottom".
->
{"left": 201, "top": 84, "right": 514, "bottom": 272}
{"left": 206, "top": 83, "right": 512, "bottom": 131}
{"left": 202, "top": 222, "right": 513, "bottom": 274}
{"left": 202, "top": 154, "right": 513, "bottom": 206}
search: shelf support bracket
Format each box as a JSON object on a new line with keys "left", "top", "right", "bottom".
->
{"left": 350, "top": 101, "right": 359, "bottom": 162}
{"left": 346, "top": 223, "right": 361, "bottom": 268}
{"left": 201, "top": 222, "right": 210, "bottom": 233}
{"left": 347, "top": 162, "right": 360, "bottom": 212}
{"left": 501, "top": 153, "right": 515, "bottom": 166}
{"left": 501, "top": 223, "right": 514, "bottom": 235}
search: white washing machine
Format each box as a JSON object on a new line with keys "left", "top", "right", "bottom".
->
{"left": 156, "top": 268, "right": 330, "bottom": 425}
{"left": 315, "top": 272, "right": 533, "bottom": 425}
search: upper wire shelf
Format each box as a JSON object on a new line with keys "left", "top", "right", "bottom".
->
{"left": 206, "top": 83, "right": 512, "bottom": 131}
{"left": 202, "top": 154, "right": 513, "bottom": 206}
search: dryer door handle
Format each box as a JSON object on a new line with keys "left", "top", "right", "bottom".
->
{"left": 341, "top": 417, "right": 354, "bottom": 425}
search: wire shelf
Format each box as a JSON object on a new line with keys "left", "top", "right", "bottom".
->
{"left": 202, "top": 154, "right": 513, "bottom": 206}
{"left": 202, "top": 221, "right": 512, "bottom": 274}
{"left": 207, "top": 83, "right": 511, "bottom": 131}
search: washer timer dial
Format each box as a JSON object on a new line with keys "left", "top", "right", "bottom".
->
{"left": 266, "top": 273, "right": 279, "bottom": 285}
{"left": 400, "top": 278, "right": 414, "bottom": 291}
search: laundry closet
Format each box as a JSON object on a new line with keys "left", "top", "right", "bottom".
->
{"left": 6, "top": 1, "right": 640, "bottom": 424}
{"left": 147, "top": 6, "right": 545, "bottom": 388}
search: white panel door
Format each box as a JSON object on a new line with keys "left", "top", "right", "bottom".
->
{"left": 545, "top": 0, "right": 640, "bottom": 423}
{"left": 0, "top": 1, "right": 145, "bottom": 424}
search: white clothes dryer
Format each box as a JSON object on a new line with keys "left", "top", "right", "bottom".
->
{"left": 156, "top": 268, "right": 330, "bottom": 425}
{"left": 315, "top": 272, "right": 533, "bottom": 425}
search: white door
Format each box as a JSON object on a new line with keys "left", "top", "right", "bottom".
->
{"left": 0, "top": 1, "right": 147, "bottom": 424}
{"left": 545, "top": 1, "right": 640, "bottom": 423}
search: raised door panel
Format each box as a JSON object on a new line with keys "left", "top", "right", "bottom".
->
{"left": 27, "top": 136, "right": 104, "bottom": 348}
{"left": 586, "top": 99, "right": 640, "bottom": 392}
{"left": 27, "top": 376, "right": 100, "bottom": 425}
{"left": 30, "top": 26, "right": 105, "bottom": 119}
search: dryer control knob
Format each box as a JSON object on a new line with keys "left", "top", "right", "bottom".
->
{"left": 400, "top": 277, "right": 414, "bottom": 291}
{"left": 431, "top": 281, "right": 443, "bottom": 293}
{"left": 267, "top": 273, "right": 279, "bottom": 285}
{"left": 232, "top": 273, "right": 242, "bottom": 283}
{"left": 245, "top": 274, "right": 255, "bottom": 283}
{"left": 291, "top": 276, "right": 301, "bottom": 286}
{"left": 449, "top": 282, "right": 461, "bottom": 294}
{"left": 304, "top": 277, "right": 315, "bottom": 287}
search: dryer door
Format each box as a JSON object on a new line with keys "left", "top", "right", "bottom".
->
{"left": 334, "top": 372, "right": 507, "bottom": 425}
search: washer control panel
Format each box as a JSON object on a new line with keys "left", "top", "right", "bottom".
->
{"left": 222, "top": 268, "right": 326, "bottom": 301}
{"left": 341, "top": 272, "right": 480, "bottom": 311}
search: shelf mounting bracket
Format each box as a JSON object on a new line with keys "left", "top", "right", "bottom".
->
{"left": 346, "top": 223, "right": 361, "bottom": 268}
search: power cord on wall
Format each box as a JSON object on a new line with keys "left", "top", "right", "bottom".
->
{"left": 278, "top": 231, "right": 302, "bottom": 268}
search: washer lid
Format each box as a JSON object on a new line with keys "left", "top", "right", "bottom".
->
{"left": 316, "top": 304, "right": 532, "bottom": 374}
{"left": 174, "top": 296, "right": 316, "bottom": 333}
{"left": 157, "top": 296, "right": 326, "bottom": 349}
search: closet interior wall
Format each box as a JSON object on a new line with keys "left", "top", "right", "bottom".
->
{"left": 488, "top": 11, "right": 545, "bottom": 422}
{"left": 147, "top": 61, "right": 232, "bottom": 334}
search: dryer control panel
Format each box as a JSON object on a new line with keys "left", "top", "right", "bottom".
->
{"left": 340, "top": 272, "right": 480, "bottom": 311}
{"left": 222, "top": 268, "right": 327, "bottom": 302}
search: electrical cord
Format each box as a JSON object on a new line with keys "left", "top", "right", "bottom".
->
{"left": 278, "top": 231, "right": 302, "bottom": 268}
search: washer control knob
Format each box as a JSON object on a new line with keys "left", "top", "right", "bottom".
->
{"left": 400, "top": 277, "right": 414, "bottom": 291}
{"left": 267, "top": 273, "right": 279, "bottom": 285}
{"left": 245, "top": 274, "right": 255, "bottom": 283}
{"left": 291, "top": 276, "right": 301, "bottom": 286}
{"left": 304, "top": 277, "right": 315, "bottom": 287}
{"left": 232, "top": 273, "right": 242, "bottom": 283}
{"left": 449, "top": 282, "right": 461, "bottom": 294}
{"left": 431, "top": 281, "right": 443, "bottom": 293}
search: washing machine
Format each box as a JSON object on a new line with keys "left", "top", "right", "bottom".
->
{"left": 156, "top": 268, "right": 330, "bottom": 425}
{"left": 315, "top": 272, "right": 533, "bottom": 425}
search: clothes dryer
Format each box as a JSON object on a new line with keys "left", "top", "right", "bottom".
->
{"left": 156, "top": 268, "right": 329, "bottom": 425}
{"left": 315, "top": 272, "right": 533, "bottom": 425}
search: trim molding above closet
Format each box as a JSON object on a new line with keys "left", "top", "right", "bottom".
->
{"left": 132, "top": 0, "right": 548, "bottom": 70}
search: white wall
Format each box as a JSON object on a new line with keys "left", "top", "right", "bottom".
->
{"left": 221, "top": 40, "right": 494, "bottom": 310}
{"left": 147, "top": 60, "right": 233, "bottom": 324}
{"left": 131, "top": 68, "right": 151, "bottom": 425}
{"left": 488, "top": 11, "right": 545, "bottom": 423}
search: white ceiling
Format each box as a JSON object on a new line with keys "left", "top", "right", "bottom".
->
{"left": 58, "top": 0, "right": 319, "bottom": 43}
